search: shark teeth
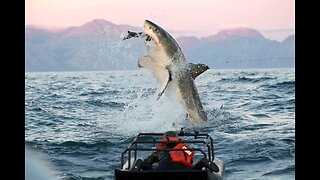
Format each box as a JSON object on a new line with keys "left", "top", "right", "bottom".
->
{"left": 146, "top": 35, "right": 152, "bottom": 41}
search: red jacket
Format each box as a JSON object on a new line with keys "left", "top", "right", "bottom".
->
{"left": 157, "top": 137, "right": 195, "bottom": 168}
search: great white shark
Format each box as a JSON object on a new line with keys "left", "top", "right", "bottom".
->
{"left": 126, "top": 20, "right": 209, "bottom": 125}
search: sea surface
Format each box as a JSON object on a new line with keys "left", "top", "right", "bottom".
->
{"left": 25, "top": 68, "right": 295, "bottom": 180}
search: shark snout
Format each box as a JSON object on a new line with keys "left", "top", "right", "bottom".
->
{"left": 144, "top": 20, "right": 151, "bottom": 30}
{"left": 144, "top": 20, "right": 159, "bottom": 32}
{"left": 144, "top": 20, "right": 152, "bottom": 27}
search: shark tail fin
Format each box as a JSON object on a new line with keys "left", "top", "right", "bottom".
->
{"left": 189, "top": 63, "right": 210, "bottom": 79}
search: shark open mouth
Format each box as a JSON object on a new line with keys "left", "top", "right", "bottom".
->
{"left": 122, "top": 31, "right": 158, "bottom": 51}
{"left": 144, "top": 34, "right": 158, "bottom": 49}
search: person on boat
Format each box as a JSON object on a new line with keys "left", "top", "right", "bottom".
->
{"left": 140, "top": 131, "right": 195, "bottom": 170}
{"left": 135, "top": 131, "right": 219, "bottom": 172}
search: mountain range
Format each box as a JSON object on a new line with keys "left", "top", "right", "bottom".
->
{"left": 25, "top": 19, "right": 294, "bottom": 72}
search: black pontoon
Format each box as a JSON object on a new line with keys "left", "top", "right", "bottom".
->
{"left": 114, "top": 129, "right": 225, "bottom": 180}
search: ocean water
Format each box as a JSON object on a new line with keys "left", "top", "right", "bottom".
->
{"left": 25, "top": 68, "right": 295, "bottom": 180}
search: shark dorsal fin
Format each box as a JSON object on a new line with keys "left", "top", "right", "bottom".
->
{"left": 189, "top": 63, "right": 209, "bottom": 79}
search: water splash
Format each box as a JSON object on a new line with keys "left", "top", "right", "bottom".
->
{"left": 113, "top": 87, "right": 188, "bottom": 136}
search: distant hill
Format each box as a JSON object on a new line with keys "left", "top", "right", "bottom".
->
{"left": 176, "top": 28, "right": 295, "bottom": 69}
{"left": 25, "top": 19, "right": 294, "bottom": 72}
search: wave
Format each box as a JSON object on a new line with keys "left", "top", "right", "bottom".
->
{"left": 259, "top": 80, "right": 295, "bottom": 90}
{"left": 55, "top": 140, "right": 116, "bottom": 149}
{"left": 218, "top": 76, "right": 276, "bottom": 83}
{"left": 79, "top": 90, "right": 121, "bottom": 96}
{"left": 248, "top": 100, "right": 294, "bottom": 113}
{"left": 251, "top": 93, "right": 283, "bottom": 100}
{"left": 228, "top": 156, "right": 272, "bottom": 166}
{"left": 261, "top": 164, "right": 295, "bottom": 178}
{"left": 85, "top": 100, "right": 126, "bottom": 108}
{"left": 250, "top": 113, "right": 271, "bottom": 118}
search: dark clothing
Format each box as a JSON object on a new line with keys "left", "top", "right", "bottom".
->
{"left": 142, "top": 150, "right": 191, "bottom": 170}
{"left": 192, "top": 158, "right": 219, "bottom": 172}
{"left": 155, "top": 159, "right": 191, "bottom": 171}
{"left": 141, "top": 148, "right": 171, "bottom": 170}
{"left": 142, "top": 151, "right": 165, "bottom": 165}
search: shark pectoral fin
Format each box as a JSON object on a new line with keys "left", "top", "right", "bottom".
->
{"left": 157, "top": 67, "right": 172, "bottom": 100}
{"left": 137, "top": 56, "right": 152, "bottom": 68}
{"left": 189, "top": 63, "right": 210, "bottom": 79}
{"left": 137, "top": 57, "right": 171, "bottom": 100}
{"left": 157, "top": 90, "right": 165, "bottom": 100}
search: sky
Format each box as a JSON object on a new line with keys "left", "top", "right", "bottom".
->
{"left": 25, "top": 0, "right": 295, "bottom": 41}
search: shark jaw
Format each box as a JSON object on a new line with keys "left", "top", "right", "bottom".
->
{"left": 143, "top": 22, "right": 160, "bottom": 46}
{"left": 141, "top": 20, "right": 171, "bottom": 68}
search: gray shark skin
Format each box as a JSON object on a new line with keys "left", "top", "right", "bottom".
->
{"left": 138, "top": 20, "right": 209, "bottom": 126}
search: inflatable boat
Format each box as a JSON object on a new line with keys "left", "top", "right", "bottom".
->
{"left": 114, "top": 129, "right": 225, "bottom": 180}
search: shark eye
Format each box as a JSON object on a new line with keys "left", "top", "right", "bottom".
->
{"left": 155, "top": 28, "right": 158, "bottom": 32}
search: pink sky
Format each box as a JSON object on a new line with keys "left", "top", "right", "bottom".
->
{"left": 26, "top": 0, "right": 294, "bottom": 41}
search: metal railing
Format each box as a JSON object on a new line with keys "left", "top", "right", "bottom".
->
{"left": 119, "top": 130, "right": 216, "bottom": 170}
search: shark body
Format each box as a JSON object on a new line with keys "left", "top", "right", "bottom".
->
{"left": 134, "top": 20, "right": 209, "bottom": 125}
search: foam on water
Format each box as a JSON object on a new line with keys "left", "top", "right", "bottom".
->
{"left": 110, "top": 78, "right": 189, "bottom": 135}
